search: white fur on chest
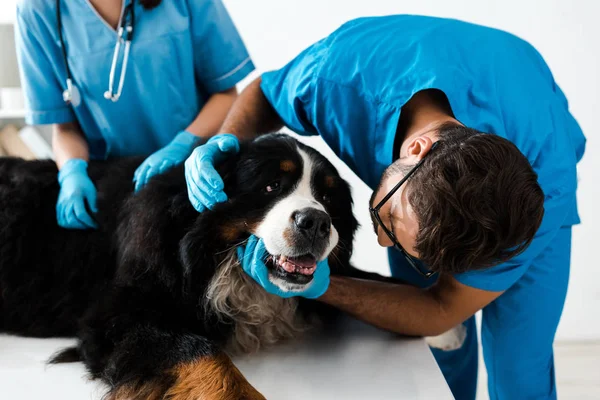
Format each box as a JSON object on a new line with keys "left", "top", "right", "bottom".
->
{"left": 204, "top": 251, "right": 308, "bottom": 355}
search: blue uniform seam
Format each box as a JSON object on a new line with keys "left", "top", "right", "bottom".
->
{"left": 208, "top": 56, "right": 252, "bottom": 83}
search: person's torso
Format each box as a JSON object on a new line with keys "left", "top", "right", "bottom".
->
{"left": 59, "top": 0, "right": 206, "bottom": 159}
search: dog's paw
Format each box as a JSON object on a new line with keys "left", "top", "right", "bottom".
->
{"left": 425, "top": 324, "right": 467, "bottom": 351}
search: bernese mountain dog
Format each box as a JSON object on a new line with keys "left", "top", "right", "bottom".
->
{"left": 0, "top": 133, "right": 392, "bottom": 399}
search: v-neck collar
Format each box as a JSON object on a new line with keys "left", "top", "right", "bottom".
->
{"left": 82, "top": 0, "right": 127, "bottom": 35}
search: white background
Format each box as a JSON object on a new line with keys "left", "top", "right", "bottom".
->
{"left": 1, "top": 0, "right": 599, "bottom": 342}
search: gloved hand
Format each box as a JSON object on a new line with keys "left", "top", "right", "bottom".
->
{"left": 133, "top": 130, "right": 199, "bottom": 192}
{"left": 56, "top": 158, "right": 98, "bottom": 230}
{"left": 185, "top": 133, "right": 240, "bottom": 212}
{"left": 236, "top": 235, "right": 331, "bottom": 299}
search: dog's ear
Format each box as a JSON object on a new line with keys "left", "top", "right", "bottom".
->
{"left": 328, "top": 213, "right": 358, "bottom": 274}
{"left": 178, "top": 209, "right": 247, "bottom": 294}
{"left": 216, "top": 142, "right": 250, "bottom": 201}
{"left": 179, "top": 220, "right": 218, "bottom": 286}
{"left": 328, "top": 179, "right": 359, "bottom": 274}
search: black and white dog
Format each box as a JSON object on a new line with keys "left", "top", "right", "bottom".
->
{"left": 0, "top": 133, "right": 399, "bottom": 399}
{"left": 0, "top": 133, "right": 463, "bottom": 399}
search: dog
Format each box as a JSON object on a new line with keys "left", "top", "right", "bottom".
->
{"left": 1, "top": 133, "right": 403, "bottom": 399}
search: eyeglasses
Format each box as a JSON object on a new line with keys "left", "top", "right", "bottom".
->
{"left": 369, "top": 142, "right": 439, "bottom": 278}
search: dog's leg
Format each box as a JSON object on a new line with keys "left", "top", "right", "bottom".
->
{"left": 104, "top": 351, "right": 265, "bottom": 400}
{"left": 164, "top": 353, "right": 265, "bottom": 400}
{"left": 77, "top": 288, "right": 264, "bottom": 400}
{"left": 95, "top": 330, "right": 265, "bottom": 400}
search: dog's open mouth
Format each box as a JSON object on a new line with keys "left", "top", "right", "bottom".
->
{"left": 277, "top": 255, "right": 317, "bottom": 275}
{"left": 267, "top": 254, "right": 317, "bottom": 286}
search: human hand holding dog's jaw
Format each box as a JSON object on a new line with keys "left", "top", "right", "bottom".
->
{"left": 237, "top": 235, "right": 331, "bottom": 299}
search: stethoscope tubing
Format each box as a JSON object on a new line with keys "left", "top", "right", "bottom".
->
{"left": 56, "top": 0, "right": 135, "bottom": 104}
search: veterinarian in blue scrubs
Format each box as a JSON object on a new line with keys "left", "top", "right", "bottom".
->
{"left": 185, "top": 16, "right": 586, "bottom": 400}
{"left": 15, "top": 0, "right": 254, "bottom": 229}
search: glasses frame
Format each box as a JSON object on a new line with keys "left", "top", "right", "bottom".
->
{"left": 369, "top": 142, "right": 439, "bottom": 278}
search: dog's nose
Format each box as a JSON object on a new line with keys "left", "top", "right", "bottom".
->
{"left": 293, "top": 208, "right": 331, "bottom": 239}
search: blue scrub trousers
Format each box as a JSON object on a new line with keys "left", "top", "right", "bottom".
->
{"left": 389, "top": 227, "right": 572, "bottom": 400}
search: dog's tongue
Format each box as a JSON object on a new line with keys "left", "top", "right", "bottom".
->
{"left": 288, "top": 255, "right": 317, "bottom": 268}
{"left": 278, "top": 255, "right": 317, "bottom": 275}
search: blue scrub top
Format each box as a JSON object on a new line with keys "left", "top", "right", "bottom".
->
{"left": 15, "top": 0, "right": 254, "bottom": 159}
{"left": 260, "top": 15, "right": 586, "bottom": 292}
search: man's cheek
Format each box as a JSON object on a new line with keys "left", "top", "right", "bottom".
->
{"left": 376, "top": 229, "right": 393, "bottom": 247}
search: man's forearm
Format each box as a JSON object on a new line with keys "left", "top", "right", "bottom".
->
{"left": 318, "top": 276, "right": 455, "bottom": 337}
{"left": 220, "top": 76, "right": 283, "bottom": 140}
{"left": 185, "top": 87, "right": 238, "bottom": 142}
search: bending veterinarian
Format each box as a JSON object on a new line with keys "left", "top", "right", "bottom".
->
{"left": 186, "top": 15, "right": 586, "bottom": 400}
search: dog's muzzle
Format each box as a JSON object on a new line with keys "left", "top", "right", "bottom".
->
{"left": 266, "top": 207, "right": 332, "bottom": 287}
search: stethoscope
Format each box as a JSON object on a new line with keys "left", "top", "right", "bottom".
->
{"left": 56, "top": 0, "right": 135, "bottom": 106}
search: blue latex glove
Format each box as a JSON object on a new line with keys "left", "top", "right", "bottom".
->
{"left": 133, "top": 130, "right": 199, "bottom": 192}
{"left": 184, "top": 133, "right": 240, "bottom": 212}
{"left": 56, "top": 158, "right": 98, "bottom": 230}
{"left": 236, "top": 235, "right": 331, "bottom": 299}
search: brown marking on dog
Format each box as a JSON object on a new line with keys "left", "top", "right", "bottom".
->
{"left": 220, "top": 219, "right": 259, "bottom": 242}
{"left": 325, "top": 175, "right": 336, "bottom": 188}
{"left": 165, "top": 353, "right": 265, "bottom": 400}
{"left": 106, "top": 377, "right": 173, "bottom": 400}
{"left": 280, "top": 160, "right": 296, "bottom": 173}
{"left": 220, "top": 222, "right": 244, "bottom": 242}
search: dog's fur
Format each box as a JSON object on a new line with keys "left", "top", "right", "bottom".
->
{"left": 0, "top": 134, "right": 392, "bottom": 399}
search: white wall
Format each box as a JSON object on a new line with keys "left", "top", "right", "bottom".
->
{"left": 1, "top": 0, "right": 598, "bottom": 341}
{"left": 0, "top": 2, "right": 16, "bottom": 24}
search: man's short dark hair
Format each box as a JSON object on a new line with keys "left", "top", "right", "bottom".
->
{"left": 407, "top": 123, "right": 544, "bottom": 274}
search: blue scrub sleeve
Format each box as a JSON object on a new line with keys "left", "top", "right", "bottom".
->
{"left": 260, "top": 45, "right": 322, "bottom": 136}
{"left": 188, "top": 0, "right": 254, "bottom": 94}
{"left": 455, "top": 132, "right": 578, "bottom": 292}
{"left": 14, "top": 3, "right": 76, "bottom": 125}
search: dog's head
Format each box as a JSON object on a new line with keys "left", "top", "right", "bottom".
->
{"left": 209, "top": 133, "right": 357, "bottom": 293}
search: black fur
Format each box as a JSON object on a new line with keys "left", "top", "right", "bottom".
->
{"left": 0, "top": 134, "right": 387, "bottom": 396}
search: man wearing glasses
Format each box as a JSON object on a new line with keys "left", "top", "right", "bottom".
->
{"left": 184, "top": 16, "right": 585, "bottom": 400}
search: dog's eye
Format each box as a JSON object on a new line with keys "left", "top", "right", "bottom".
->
{"left": 264, "top": 181, "right": 281, "bottom": 194}
{"left": 322, "top": 194, "right": 331, "bottom": 203}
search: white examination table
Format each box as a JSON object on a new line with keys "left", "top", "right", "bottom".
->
{"left": 0, "top": 316, "right": 452, "bottom": 399}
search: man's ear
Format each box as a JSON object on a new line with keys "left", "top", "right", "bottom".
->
{"left": 406, "top": 136, "right": 435, "bottom": 160}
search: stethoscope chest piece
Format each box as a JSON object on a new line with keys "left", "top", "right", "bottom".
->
{"left": 62, "top": 78, "right": 81, "bottom": 108}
